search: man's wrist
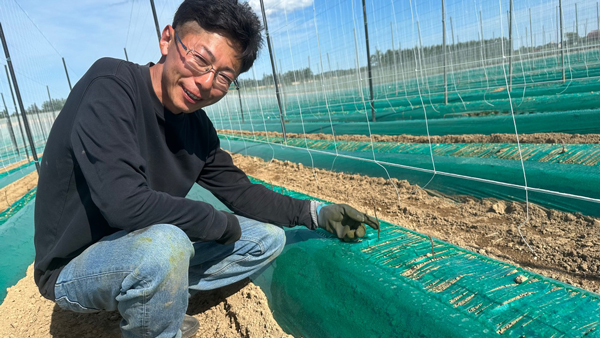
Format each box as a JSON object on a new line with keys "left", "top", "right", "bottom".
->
{"left": 309, "top": 200, "right": 322, "bottom": 230}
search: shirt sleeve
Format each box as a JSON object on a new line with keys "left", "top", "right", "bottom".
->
{"left": 197, "top": 141, "right": 312, "bottom": 228}
{"left": 70, "top": 76, "right": 229, "bottom": 241}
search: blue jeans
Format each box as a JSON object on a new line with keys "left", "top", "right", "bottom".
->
{"left": 53, "top": 216, "right": 286, "bottom": 338}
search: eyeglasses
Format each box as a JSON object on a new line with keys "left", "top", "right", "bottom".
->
{"left": 174, "top": 31, "right": 239, "bottom": 92}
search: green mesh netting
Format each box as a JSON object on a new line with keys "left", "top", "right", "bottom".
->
{"left": 219, "top": 137, "right": 600, "bottom": 217}
{"left": 0, "top": 189, "right": 37, "bottom": 303}
{"left": 187, "top": 181, "right": 600, "bottom": 337}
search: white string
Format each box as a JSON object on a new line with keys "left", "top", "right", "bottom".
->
{"left": 498, "top": 0, "right": 535, "bottom": 257}
{"left": 349, "top": 0, "right": 402, "bottom": 208}
{"left": 251, "top": 67, "right": 275, "bottom": 165}
{"left": 408, "top": 0, "right": 437, "bottom": 188}
{"left": 284, "top": 6, "right": 320, "bottom": 188}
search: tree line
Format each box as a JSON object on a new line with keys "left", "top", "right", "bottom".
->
{"left": 1, "top": 97, "right": 66, "bottom": 118}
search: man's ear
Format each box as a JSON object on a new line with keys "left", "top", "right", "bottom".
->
{"left": 159, "top": 25, "right": 173, "bottom": 56}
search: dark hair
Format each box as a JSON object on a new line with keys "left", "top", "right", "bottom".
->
{"left": 173, "top": 0, "right": 263, "bottom": 74}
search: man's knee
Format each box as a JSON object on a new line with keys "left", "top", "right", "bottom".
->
{"left": 130, "top": 224, "right": 194, "bottom": 280}
{"left": 252, "top": 224, "right": 286, "bottom": 259}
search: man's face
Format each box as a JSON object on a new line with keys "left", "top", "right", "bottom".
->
{"left": 157, "top": 23, "right": 241, "bottom": 114}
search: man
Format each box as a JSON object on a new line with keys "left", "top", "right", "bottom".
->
{"left": 34, "top": 0, "right": 379, "bottom": 337}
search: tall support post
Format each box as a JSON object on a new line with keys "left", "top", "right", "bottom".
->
{"left": 1, "top": 93, "right": 19, "bottom": 155}
{"left": 575, "top": 3, "right": 579, "bottom": 38}
{"left": 597, "top": 3, "right": 599, "bottom": 59}
{"left": 5, "top": 65, "right": 29, "bottom": 159}
{"left": 508, "top": 0, "right": 514, "bottom": 91}
{"left": 0, "top": 23, "right": 39, "bottom": 171}
{"left": 34, "top": 105, "right": 48, "bottom": 140}
{"left": 124, "top": 47, "right": 129, "bottom": 62}
{"left": 529, "top": 8, "right": 533, "bottom": 48}
{"left": 361, "top": 0, "right": 376, "bottom": 122}
{"left": 236, "top": 86, "right": 244, "bottom": 123}
{"left": 46, "top": 85, "right": 57, "bottom": 120}
{"left": 442, "top": 0, "right": 447, "bottom": 104}
{"left": 560, "top": 0, "right": 565, "bottom": 82}
{"left": 575, "top": 3, "right": 580, "bottom": 62}
{"left": 450, "top": 16, "right": 456, "bottom": 69}
{"left": 479, "top": 11, "right": 486, "bottom": 68}
{"left": 390, "top": 23, "right": 399, "bottom": 96}
{"left": 259, "top": 0, "right": 287, "bottom": 141}
{"left": 353, "top": 28, "right": 364, "bottom": 102}
{"left": 62, "top": 57, "right": 72, "bottom": 91}
{"left": 149, "top": 0, "right": 161, "bottom": 42}
{"left": 530, "top": 8, "right": 534, "bottom": 70}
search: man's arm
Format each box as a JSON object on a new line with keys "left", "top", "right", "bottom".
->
{"left": 197, "top": 145, "right": 380, "bottom": 241}
{"left": 197, "top": 146, "right": 313, "bottom": 228}
{"left": 70, "top": 77, "right": 229, "bottom": 242}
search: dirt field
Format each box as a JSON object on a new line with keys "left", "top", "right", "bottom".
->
{"left": 0, "top": 149, "right": 598, "bottom": 337}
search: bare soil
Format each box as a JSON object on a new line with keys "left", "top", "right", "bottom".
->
{"left": 0, "top": 266, "right": 291, "bottom": 338}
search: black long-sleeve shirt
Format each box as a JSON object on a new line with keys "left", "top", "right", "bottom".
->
{"left": 34, "top": 58, "right": 312, "bottom": 300}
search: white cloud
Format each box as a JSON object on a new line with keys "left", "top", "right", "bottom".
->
{"left": 247, "top": 0, "right": 313, "bottom": 16}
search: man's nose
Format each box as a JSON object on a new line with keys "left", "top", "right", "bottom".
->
{"left": 195, "top": 70, "right": 216, "bottom": 91}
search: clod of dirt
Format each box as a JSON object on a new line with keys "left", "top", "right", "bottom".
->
{"left": 489, "top": 201, "right": 506, "bottom": 214}
{"left": 514, "top": 275, "right": 528, "bottom": 284}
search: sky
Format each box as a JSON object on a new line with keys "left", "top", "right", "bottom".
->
{"left": 0, "top": 0, "right": 594, "bottom": 109}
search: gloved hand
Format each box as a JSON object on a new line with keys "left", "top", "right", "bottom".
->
{"left": 216, "top": 211, "right": 242, "bottom": 245}
{"left": 317, "top": 204, "right": 379, "bottom": 242}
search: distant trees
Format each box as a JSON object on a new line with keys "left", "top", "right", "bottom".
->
{"left": 0, "top": 98, "right": 66, "bottom": 118}
{"left": 42, "top": 98, "right": 66, "bottom": 112}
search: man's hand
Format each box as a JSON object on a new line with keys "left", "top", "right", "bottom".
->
{"left": 216, "top": 211, "right": 242, "bottom": 245}
{"left": 317, "top": 204, "right": 380, "bottom": 242}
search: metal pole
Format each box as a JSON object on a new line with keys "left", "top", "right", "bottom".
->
{"left": 361, "top": 0, "right": 376, "bottom": 122}
{"left": 576, "top": 3, "right": 580, "bottom": 62}
{"left": 149, "top": 0, "right": 161, "bottom": 42}
{"left": 390, "top": 23, "right": 399, "bottom": 96}
{"left": 62, "top": 57, "right": 72, "bottom": 91}
{"left": 442, "top": 0, "right": 447, "bottom": 104}
{"left": 479, "top": 11, "right": 486, "bottom": 66}
{"left": 124, "top": 47, "right": 129, "bottom": 62}
{"left": 1, "top": 93, "right": 19, "bottom": 155}
{"left": 530, "top": 8, "right": 534, "bottom": 70}
{"left": 46, "top": 85, "right": 57, "bottom": 120}
{"left": 508, "top": 0, "right": 513, "bottom": 91}
{"left": 575, "top": 3, "right": 579, "bottom": 37}
{"left": 0, "top": 23, "right": 39, "bottom": 171}
{"left": 34, "top": 105, "right": 48, "bottom": 140}
{"left": 450, "top": 16, "right": 456, "bottom": 69}
{"left": 5, "top": 65, "right": 29, "bottom": 160}
{"left": 237, "top": 86, "right": 244, "bottom": 123}
{"left": 560, "top": 0, "right": 565, "bottom": 82}
{"left": 353, "top": 28, "right": 364, "bottom": 102}
{"left": 259, "top": 0, "right": 287, "bottom": 141}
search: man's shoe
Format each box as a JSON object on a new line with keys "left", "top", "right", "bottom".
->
{"left": 181, "top": 314, "right": 200, "bottom": 338}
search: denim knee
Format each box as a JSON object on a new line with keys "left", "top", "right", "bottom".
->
{"left": 129, "top": 224, "right": 194, "bottom": 282}
{"left": 255, "top": 224, "right": 286, "bottom": 259}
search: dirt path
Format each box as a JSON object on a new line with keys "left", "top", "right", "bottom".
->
{"left": 0, "top": 266, "right": 291, "bottom": 338}
{"left": 0, "top": 171, "right": 38, "bottom": 212}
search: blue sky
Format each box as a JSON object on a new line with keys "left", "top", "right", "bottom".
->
{"left": 0, "top": 0, "right": 593, "bottom": 109}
